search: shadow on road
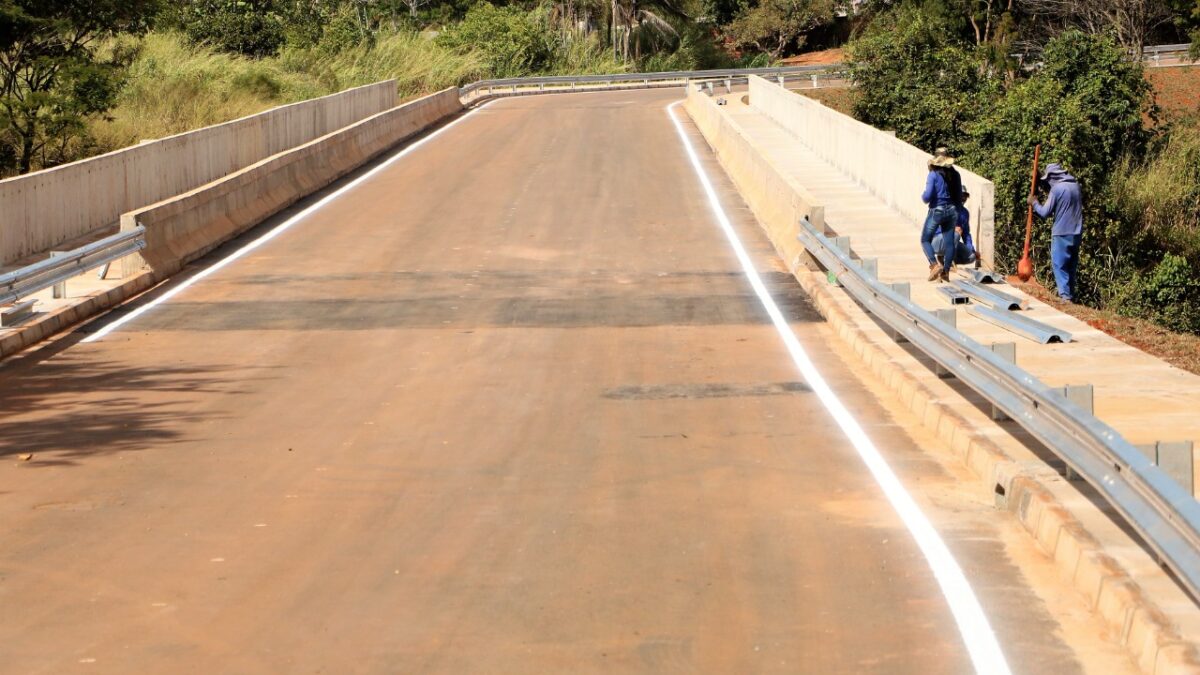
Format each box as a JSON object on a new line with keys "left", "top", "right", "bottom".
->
{"left": 0, "top": 338, "right": 254, "bottom": 466}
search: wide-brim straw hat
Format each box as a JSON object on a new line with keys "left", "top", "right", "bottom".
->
{"left": 929, "top": 147, "right": 956, "bottom": 167}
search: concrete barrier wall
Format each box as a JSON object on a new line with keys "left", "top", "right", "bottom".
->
{"left": 684, "top": 86, "right": 825, "bottom": 270}
{"left": 747, "top": 76, "right": 996, "bottom": 268}
{"left": 0, "top": 80, "right": 398, "bottom": 266}
{"left": 123, "top": 88, "right": 462, "bottom": 276}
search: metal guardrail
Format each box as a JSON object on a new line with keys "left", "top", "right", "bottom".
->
{"left": 459, "top": 64, "right": 843, "bottom": 98}
{"left": 0, "top": 226, "right": 146, "bottom": 308}
{"left": 795, "top": 217, "right": 1200, "bottom": 600}
{"left": 460, "top": 41, "right": 1191, "bottom": 100}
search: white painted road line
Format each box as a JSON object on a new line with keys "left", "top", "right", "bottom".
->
{"left": 666, "top": 100, "right": 1011, "bottom": 675}
{"left": 82, "top": 101, "right": 495, "bottom": 343}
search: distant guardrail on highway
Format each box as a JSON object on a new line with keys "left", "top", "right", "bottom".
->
{"left": 460, "top": 42, "right": 1193, "bottom": 101}
{"left": 794, "top": 217, "right": 1200, "bottom": 602}
{"left": 459, "top": 64, "right": 846, "bottom": 100}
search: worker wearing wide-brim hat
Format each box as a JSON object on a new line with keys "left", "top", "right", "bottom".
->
{"left": 920, "top": 147, "right": 966, "bottom": 282}
{"left": 1028, "top": 162, "right": 1084, "bottom": 302}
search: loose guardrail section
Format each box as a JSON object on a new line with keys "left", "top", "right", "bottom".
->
{"left": 0, "top": 225, "right": 146, "bottom": 326}
{"left": 795, "top": 217, "right": 1200, "bottom": 601}
{"left": 0, "top": 227, "right": 146, "bottom": 321}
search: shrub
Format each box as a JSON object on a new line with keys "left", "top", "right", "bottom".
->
{"left": 1120, "top": 254, "right": 1200, "bottom": 333}
{"left": 435, "top": 3, "right": 554, "bottom": 77}
{"left": 961, "top": 31, "right": 1154, "bottom": 301}
{"left": 846, "top": 6, "right": 990, "bottom": 151}
{"left": 181, "top": 0, "right": 287, "bottom": 58}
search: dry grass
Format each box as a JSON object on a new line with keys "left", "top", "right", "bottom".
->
{"left": 796, "top": 87, "right": 858, "bottom": 116}
{"left": 1015, "top": 278, "right": 1200, "bottom": 375}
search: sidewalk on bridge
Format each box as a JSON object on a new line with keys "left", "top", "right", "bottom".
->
{"left": 719, "top": 95, "right": 1200, "bottom": 493}
{"left": 686, "top": 90, "right": 1200, "bottom": 673}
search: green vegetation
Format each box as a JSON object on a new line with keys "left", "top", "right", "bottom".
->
{"left": 846, "top": 1, "right": 1200, "bottom": 334}
{"left": 4, "top": 0, "right": 1199, "bottom": 334}
{"left": 3, "top": 0, "right": 834, "bottom": 176}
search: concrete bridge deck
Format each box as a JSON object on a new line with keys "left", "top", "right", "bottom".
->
{"left": 0, "top": 90, "right": 1133, "bottom": 672}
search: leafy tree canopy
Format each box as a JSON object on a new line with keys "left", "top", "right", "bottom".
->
{"left": 0, "top": 0, "right": 160, "bottom": 173}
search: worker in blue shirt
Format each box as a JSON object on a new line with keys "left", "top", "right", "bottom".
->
{"left": 920, "top": 147, "right": 963, "bottom": 282}
{"left": 932, "top": 188, "right": 977, "bottom": 267}
{"left": 1028, "top": 163, "right": 1084, "bottom": 302}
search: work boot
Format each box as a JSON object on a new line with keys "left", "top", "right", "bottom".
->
{"left": 928, "top": 263, "right": 942, "bottom": 281}
{"left": 939, "top": 268, "right": 951, "bottom": 283}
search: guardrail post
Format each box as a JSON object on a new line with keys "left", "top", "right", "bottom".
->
{"left": 487, "top": 85, "right": 493, "bottom": 95}
{"left": 1059, "top": 384, "right": 1094, "bottom": 481}
{"left": 776, "top": 75, "right": 785, "bottom": 87}
{"left": 811, "top": 74, "right": 819, "bottom": 89}
{"left": 884, "top": 280, "right": 912, "bottom": 344}
{"left": 934, "top": 310, "right": 957, "bottom": 378}
{"left": 1159, "top": 441, "right": 1195, "bottom": 494}
{"left": 724, "top": 78, "right": 732, "bottom": 93}
{"left": 826, "top": 236, "right": 851, "bottom": 287}
{"left": 856, "top": 258, "right": 877, "bottom": 279}
{"left": 989, "top": 343, "right": 1016, "bottom": 420}
{"left": 50, "top": 251, "right": 67, "bottom": 299}
{"left": 1136, "top": 441, "right": 1195, "bottom": 494}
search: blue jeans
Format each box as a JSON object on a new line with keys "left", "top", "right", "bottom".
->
{"left": 931, "top": 232, "right": 976, "bottom": 265}
{"left": 1051, "top": 234, "right": 1081, "bottom": 302}
{"left": 920, "top": 205, "right": 957, "bottom": 272}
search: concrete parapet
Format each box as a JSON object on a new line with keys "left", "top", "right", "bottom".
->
{"left": 122, "top": 88, "right": 462, "bottom": 276}
{"left": 746, "top": 75, "right": 997, "bottom": 268}
{"left": 684, "top": 86, "right": 825, "bottom": 271}
{"left": 0, "top": 80, "right": 398, "bottom": 266}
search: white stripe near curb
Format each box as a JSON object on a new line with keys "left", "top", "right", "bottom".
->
{"left": 666, "top": 99, "right": 1011, "bottom": 675}
{"left": 82, "top": 101, "right": 495, "bottom": 343}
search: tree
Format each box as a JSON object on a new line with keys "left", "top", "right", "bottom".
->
{"left": 723, "top": 0, "right": 836, "bottom": 59}
{"left": 610, "top": 0, "right": 683, "bottom": 63}
{"left": 0, "top": 0, "right": 159, "bottom": 174}
{"left": 180, "top": 0, "right": 287, "bottom": 57}
{"left": 1017, "top": 0, "right": 1173, "bottom": 53}
{"left": 435, "top": 3, "right": 554, "bottom": 76}
{"left": 846, "top": 6, "right": 991, "bottom": 150}
{"left": 963, "top": 30, "right": 1154, "bottom": 294}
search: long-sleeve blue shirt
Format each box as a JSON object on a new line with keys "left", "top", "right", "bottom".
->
{"left": 956, "top": 205, "right": 976, "bottom": 256}
{"left": 922, "top": 171, "right": 955, "bottom": 207}
{"left": 1034, "top": 170, "right": 1083, "bottom": 236}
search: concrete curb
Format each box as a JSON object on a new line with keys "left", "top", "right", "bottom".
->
{"left": 682, "top": 97, "right": 1200, "bottom": 674}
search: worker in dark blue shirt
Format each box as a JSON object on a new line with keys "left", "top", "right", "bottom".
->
{"left": 920, "top": 147, "right": 963, "bottom": 282}
{"left": 1029, "top": 163, "right": 1084, "bottom": 302}
{"left": 933, "top": 188, "right": 977, "bottom": 267}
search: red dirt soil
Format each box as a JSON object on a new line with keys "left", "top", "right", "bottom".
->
{"left": 1147, "top": 66, "right": 1200, "bottom": 123}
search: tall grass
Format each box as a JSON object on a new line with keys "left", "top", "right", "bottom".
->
{"left": 1114, "top": 124, "right": 1200, "bottom": 262}
{"left": 91, "top": 31, "right": 486, "bottom": 151}
{"left": 278, "top": 31, "right": 489, "bottom": 99}
{"left": 93, "top": 33, "right": 328, "bottom": 150}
